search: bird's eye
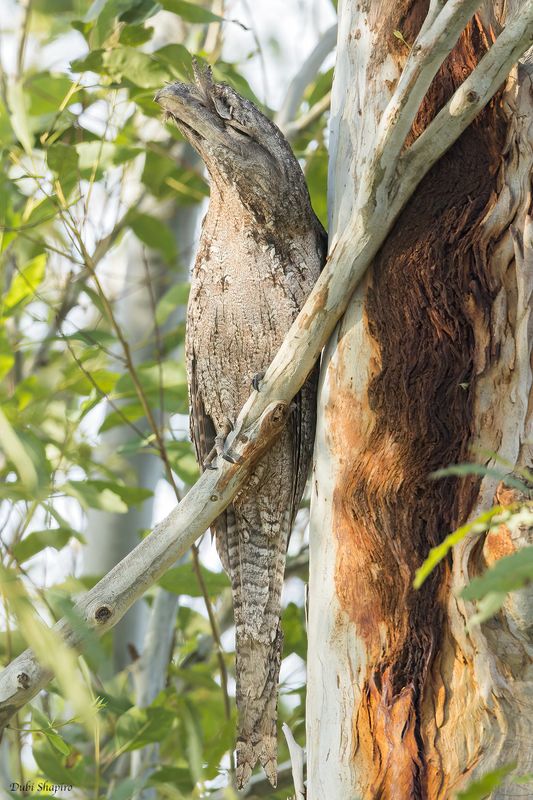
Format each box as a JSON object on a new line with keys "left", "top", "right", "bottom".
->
{"left": 213, "top": 94, "right": 232, "bottom": 120}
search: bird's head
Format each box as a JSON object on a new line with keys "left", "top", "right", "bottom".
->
{"left": 155, "top": 64, "right": 313, "bottom": 227}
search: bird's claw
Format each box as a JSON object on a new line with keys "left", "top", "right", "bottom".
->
{"left": 251, "top": 371, "right": 266, "bottom": 391}
{"left": 222, "top": 450, "right": 243, "bottom": 465}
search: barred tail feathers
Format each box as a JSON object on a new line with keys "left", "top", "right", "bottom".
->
{"left": 216, "top": 502, "right": 290, "bottom": 789}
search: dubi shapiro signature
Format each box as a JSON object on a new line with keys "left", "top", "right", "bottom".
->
{"left": 9, "top": 781, "right": 73, "bottom": 795}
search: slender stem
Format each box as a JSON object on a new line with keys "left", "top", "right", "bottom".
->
{"left": 62, "top": 336, "right": 147, "bottom": 440}
{"left": 16, "top": 0, "right": 32, "bottom": 78}
{"left": 285, "top": 91, "right": 332, "bottom": 141}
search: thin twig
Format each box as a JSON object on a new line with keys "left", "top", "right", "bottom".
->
{"left": 284, "top": 92, "right": 332, "bottom": 142}
{"left": 62, "top": 336, "right": 147, "bottom": 440}
{"left": 16, "top": 0, "right": 32, "bottom": 78}
{"left": 276, "top": 24, "right": 337, "bottom": 130}
{"left": 141, "top": 248, "right": 165, "bottom": 431}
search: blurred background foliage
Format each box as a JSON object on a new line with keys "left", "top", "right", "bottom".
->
{"left": 0, "top": 0, "right": 335, "bottom": 796}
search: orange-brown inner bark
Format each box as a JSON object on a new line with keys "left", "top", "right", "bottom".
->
{"left": 330, "top": 7, "right": 507, "bottom": 799}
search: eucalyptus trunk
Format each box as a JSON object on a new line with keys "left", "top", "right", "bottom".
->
{"left": 307, "top": 2, "right": 533, "bottom": 798}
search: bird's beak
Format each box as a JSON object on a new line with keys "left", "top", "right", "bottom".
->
{"left": 154, "top": 82, "right": 227, "bottom": 146}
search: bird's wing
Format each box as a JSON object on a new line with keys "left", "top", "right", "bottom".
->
{"left": 288, "top": 226, "right": 325, "bottom": 523}
{"left": 189, "top": 352, "right": 231, "bottom": 564}
{"left": 289, "top": 366, "right": 318, "bottom": 525}
{"left": 188, "top": 353, "right": 216, "bottom": 468}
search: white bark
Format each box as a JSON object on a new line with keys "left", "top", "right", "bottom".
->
{"left": 1, "top": 1, "right": 531, "bottom": 732}
{"left": 307, "top": 1, "right": 533, "bottom": 798}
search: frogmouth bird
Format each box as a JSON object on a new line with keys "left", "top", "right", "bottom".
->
{"left": 155, "top": 66, "right": 326, "bottom": 789}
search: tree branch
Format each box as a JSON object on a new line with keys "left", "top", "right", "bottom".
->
{"left": 284, "top": 92, "right": 332, "bottom": 142}
{"left": 1, "top": 4, "right": 532, "bottom": 729}
{"left": 359, "top": 0, "right": 485, "bottom": 209}
{"left": 275, "top": 24, "right": 337, "bottom": 131}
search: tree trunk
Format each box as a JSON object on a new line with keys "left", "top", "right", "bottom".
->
{"left": 307, "top": 2, "right": 533, "bottom": 798}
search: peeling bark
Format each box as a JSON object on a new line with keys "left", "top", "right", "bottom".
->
{"left": 308, "top": 2, "right": 533, "bottom": 798}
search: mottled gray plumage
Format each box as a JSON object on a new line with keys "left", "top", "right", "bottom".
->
{"left": 156, "top": 67, "right": 326, "bottom": 789}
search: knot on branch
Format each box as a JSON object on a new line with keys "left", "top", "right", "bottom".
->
{"left": 17, "top": 672, "right": 30, "bottom": 690}
{"left": 94, "top": 605, "right": 113, "bottom": 624}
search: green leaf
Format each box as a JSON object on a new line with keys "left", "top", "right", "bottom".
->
{"left": 65, "top": 479, "right": 152, "bottom": 512}
{"left": 305, "top": 145, "right": 328, "bottom": 228}
{"left": 119, "top": 23, "right": 154, "bottom": 45}
{"left": 282, "top": 602, "right": 307, "bottom": 659}
{"left": 430, "top": 462, "right": 528, "bottom": 492}
{"left": 166, "top": 440, "right": 199, "bottom": 483}
{"left": 180, "top": 698, "right": 203, "bottom": 784}
{"left": 7, "top": 79, "right": 33, "bottom": 154}
{"left": 97, "top": 689, "right": 133, "bottom": 716}
{"left": 71, "top": 49, "right": 105, "bottom": 74}
{"left": 75, "top": 141, "right": 117, "bottom": 175}
{"left": 0, "top": 329, "right": 15, "bottom": 380}
{"left": 115, "top": 359, "right": 187, "bottom": 396}
{"left": 87, "top": 479, "right": 153, "bottom": 505}
{"left": 392, "top": 29, "right": 411, "bottom": 50}
{"left": 104, "top": 47, "right": 170, "bottom": 89}
{"left": 155, "top": 282, "right": 190, "bottom": 325}
{"left": 65, "top": 481, "right": 127, "bottom": 512}
{"left": 463, "top": 544, "right": 533, "bottom": 600}
{"left": 61, "top": 366, "right": 119, "bottom": 396}
{"left": 307, "top": 67, "right": 333, "bottom": 106}
{"left": 29, "top": 708, "right": 72, "bottom": 757}
{"left": 114, "top": 706, "right": 175, "bottom": 752}
{"left": 62, "top": 328, "right": 115, "bottom": 348}
{"left": 515, "top": 773, "right": 533, "bottom": 784}
{"left": 413, "top": 506, "right": 505, "bottom": 589}
{"left": 108, "top": 778, "right": 147, "bottom": 800}
{"left": 46, "top": 730, "right": 71, "bottom": 756}
{"left": 160, "top": 0, "right": 223, "bottom": 22}
{"left": 152, "top": 43, "right": 193, "bottom": 80}
{"left": 119, "top": 0, "right": 161, "bottom": 23}
{"left": 99, "top": 401, "right": 145, "bottom": 432}
{"left": 47, "top": 142, "right": 79, "bottom": 196}
{"left": 141, "top": 147, "right": 208, "bottom": 201}
{"left": 158, "top": 563, "right": 229, "bottom": 596}
{"left": 466, "top": 592, "right": 508, "bottom": 627}
{"left": 128, "top": 211, "right": 177, "bottom": 263}
{"left": 0, "top": 406, "right": 39, "bottom": 490}
{"left": 13, "top": 528, "right": 82, "bottom": 563}
{"left": 456, "top": 763, "right": 516, "bottom": 799}
{"left": 2, "top": 254, "right": 47, "bottom": 315}
{"left": 32, "top": 736, "right": 93, "bottom": 789}
{"left": 461, "top": 544, "right": 533, "bottom": 624}
{"left": 27, "top": 72, "right": 73, "bottom": 116}
{"left": 213, "top": 62, "right": 261, "bottom": 106}
{"left": 148, "top": 766, "right": 194, "bottom": 791}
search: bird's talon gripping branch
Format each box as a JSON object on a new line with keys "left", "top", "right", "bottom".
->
{"left": 252, "top": 370, "right": 266, "bottom": 391}
{"left": 222, "top": 451, "right": 244, "bottom": 464}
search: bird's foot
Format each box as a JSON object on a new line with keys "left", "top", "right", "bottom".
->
{"left": 251, "top": 371, "right": 266, "bottom": 391}
{"left": 220, "top": 417, "right": 244, "bottom": 463}
{"left": 203, "top": 418, "right": 235, "bottom": 469}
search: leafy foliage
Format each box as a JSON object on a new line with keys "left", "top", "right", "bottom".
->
{"left": 415, "top": 461, "right": 533, "bottom": 628}
{"left": 455, "top": 763, "right": 533, "bottom": 799}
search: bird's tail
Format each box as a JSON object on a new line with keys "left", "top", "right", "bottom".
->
{"left": 234, "top": 623, "right": 283, "bottom": 789}
{"left": 217, "top": 503, "right": 288, "bottom": 789}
